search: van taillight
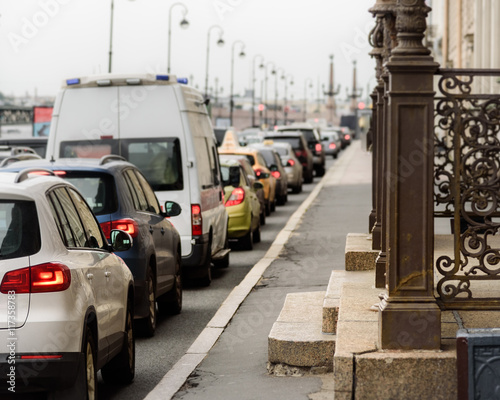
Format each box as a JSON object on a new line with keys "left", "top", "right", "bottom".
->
{"left": 100, "top": 219, "right": 138, "bottom": 239}
{"left": 192, "top": 204, "right": 202, "bottom": 236}
{"left": 0, "top": 263, "right": 71, "bottom": 294}
{"left": 286, "top": 159, "right": 295, "bottom": 167}
{"left": 315, "top": 143, "right": 322, "bottom": 153}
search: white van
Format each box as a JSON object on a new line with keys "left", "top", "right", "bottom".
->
{"left": 45, "top": 73, "right": 229, "bottom": 285}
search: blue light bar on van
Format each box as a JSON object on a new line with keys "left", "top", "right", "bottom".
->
{"left": 156, "top": 75, "right": 170, "bottom": 81}
{"left": 177, "top": 77, "right": 188, "bottom": 84}
{"left": 66, "top": 78, "right": 80, "bottom": 85}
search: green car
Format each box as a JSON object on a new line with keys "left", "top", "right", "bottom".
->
{"left": 221, "top": 159, "right": 263, "bottom": 250}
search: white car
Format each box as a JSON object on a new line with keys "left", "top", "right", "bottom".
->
{"left": 0, "top": 169, "right": 135, "bottom": 398}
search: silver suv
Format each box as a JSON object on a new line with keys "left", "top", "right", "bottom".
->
{"left": 0, "top": 169, "right": 134, "bottom": 398}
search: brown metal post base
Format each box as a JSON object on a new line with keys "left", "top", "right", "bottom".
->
{"left": 378, "top": 295, "right": 441, "bottom": 350}
{"left": 375, "top": 251, "right": 386, "bottom": 288}
{"left": 369, "top": 209, "right": 376, "bottom": 233}
{"left": 371, "top": 223, "right": 382, "bottom": 251}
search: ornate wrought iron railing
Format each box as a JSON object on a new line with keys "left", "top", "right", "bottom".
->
{"left": 433, "top": 68, "right": 500, "bottom": 309}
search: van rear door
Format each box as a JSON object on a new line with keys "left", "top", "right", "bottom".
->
{"left": 48, "top": 87, "right": 120, "bottom": 159}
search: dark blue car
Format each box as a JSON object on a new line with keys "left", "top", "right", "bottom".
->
{"left": 3, "top": 155, "right": 182, "bottom": 337}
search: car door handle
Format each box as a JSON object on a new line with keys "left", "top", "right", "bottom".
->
{"left": 86, "top": 273, "right": 94, "bottom": 280}
{"left": 161, "top": 227, "right": 165, "bottom": 235}
{"left": 149, "top": 226, "right": 154, "bottom": 234}
{"left": 105, "top": 271, "right": 111, "bottom": 277}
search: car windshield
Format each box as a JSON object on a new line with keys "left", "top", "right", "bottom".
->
{"left": 258, "top": 149, "right": 276, "bottom": 167}
{"left": 0, "top": 200, "right": 41, "bottom": 260}
{"left": 64, "top": 172, "right": 118, "bottom": 215}
{"left": 273, "top": 146, "right": 288, "bottom": 156}
{"left": 221, "top": 165, "right": 239, "bottom": 187}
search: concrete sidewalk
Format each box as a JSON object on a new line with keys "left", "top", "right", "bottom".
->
{"left": 145, "top": 140, "right": 372, "bottom": 400}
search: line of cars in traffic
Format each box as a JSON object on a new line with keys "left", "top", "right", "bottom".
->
{"left": 0, "top": 72, "right": 353, "bottom": 398}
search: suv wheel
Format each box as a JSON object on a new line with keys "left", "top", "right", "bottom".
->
{"left": 84, "top": 327, "right": 97, "bottom": 400}
{"left": 159, "top": 253, "right": 183, "bottom": 314}
{"left": 304, "top": 170, "right": 313, "bottom": 183}
{"left": 138, "top": 266, "right": 156, "bottom": 337}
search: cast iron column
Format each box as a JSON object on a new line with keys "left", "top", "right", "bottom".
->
{"left": 379, "top": 0, "right": 441, "bottom": 350}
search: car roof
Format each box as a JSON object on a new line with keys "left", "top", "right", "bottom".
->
{"left": 0, "top": 170, "right": 71, "bottom": 201}
{"left": 264, "top": 131, "right": 304, "bottom": 138}
{"left": 276, "top": 123, "right": 314, "bottom": 130}
{"left": 1, "top": 155, "right": 137, "bottom": 174}
{"left": 219, "top": 158, "right": 240, "bottom": 168}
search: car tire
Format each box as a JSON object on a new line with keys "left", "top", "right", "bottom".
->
{"left": 137, "top": 266, "right": 156, "bottom": 337}
{"left": 333, "top": 153, "right": 338, "bottom": 159}
{"left": 198, "top": 237, "right": 212, "bottom": 286}
{"left": 159, "top": 253, "right": 182, "bottom": 314}
{"left": 101, "top": 302, "right": 135, "bottom": 384}
{"left": 271, "top": 199, "right": 276, "bottom": 212}
{"left": 265, "top": 201, "right": 271, "bottom": 216}
{"left": 84, "top": 327, "right": 98, "bottom": 400}
{"left": 253, "top": 220, "right": 261, "bottom": 244}
{"left": 315, "top": 165, "right": 325, "bottom": 177}
{"left": 260, "top": 210, "right": 266, "bottom": 225}
{"left": 304, "top": 170, "right": 313, "bottom": 183}
{"left": 214, "top": 230, "right": 230, "bottom": 269}
{"left": 277, "top": 194, "right": 285, "bottom": 206}
{"left": 240, "top": 229, "right": 253, "bottom": 251}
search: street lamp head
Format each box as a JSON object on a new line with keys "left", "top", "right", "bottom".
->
{"left": 217, "top": 38, "right": 225, "bottom": 47}
{"left": 239, "top": 50, "right": 246, "bottom": 58}
{"left": 180, "top": 18, "right": 189, "bottom": 29}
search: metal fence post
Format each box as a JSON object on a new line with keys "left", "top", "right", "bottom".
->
{"left": 378, "top": 0, "right": 441, "bottom": 350}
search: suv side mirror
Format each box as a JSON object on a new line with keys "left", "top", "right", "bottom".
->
{"left": 269, "top": 164, "right": 278, "bottom": 172}
{"left": 165, "top": 201, "right": 182, "bottom": 217}
{"left": 110, "top": 230, "right": 133, "bottom": 252}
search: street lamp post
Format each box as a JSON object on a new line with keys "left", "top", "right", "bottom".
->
{"left": 229, "top": 40, "right": 246, "bottom": 127}
{"left": 167, "top": 2, "right": 189, "bottom": 74}
{"left": 108, "top": 0, "right": 136, "bottom": 73}
{"left": 274, "top": 67, "right": 284, "bottom": 126}
{"left": 252, "top": 54, "right": 264, "bottom": 127}
{"left": 283, "top": 74, "right": 294, "bottom": 125}
{"left": 204, "top": 25, "right": 225, "bottom": 99}
{"left": 303, "top": 77, "right": 313, "bottom": 122}
{"left": 264, "top": 62, "right": 275, "bottom": 128}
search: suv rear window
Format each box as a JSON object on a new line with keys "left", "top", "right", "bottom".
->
{"left": 64, "top": 172, "right": 118, "bottom": 215}
{"left": 0, "top": 200, "right": 41, "bottom": 259}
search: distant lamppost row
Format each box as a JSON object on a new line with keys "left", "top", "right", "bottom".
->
{"left": 252, "top": 54, "right": 264, "bottom": 127}
{"left": 303, "top": 77, "right": 313, "bottom": 122}
{"left": 108, "top": 0, "right": 135, "bottom": 73}
{"left": 167, "top": 2, "right": 189, "bottom": 74}
{"left": 274, "top": 67, "right": 285, "bottom": 126}
{"left": 229, "top": 40, "right": 246, "bottom": 127}
{"left": 283, "top": 74, "right": 294, "bottom": 125}
{"left": 204, "top": 25, "right": 224, "bottom": 99}
{"left": 264, "top": 62, "right": 275, "bottom": 127}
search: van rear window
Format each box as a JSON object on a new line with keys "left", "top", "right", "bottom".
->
{"left": 60, "top": 138, "right": 183, "bottom": 191}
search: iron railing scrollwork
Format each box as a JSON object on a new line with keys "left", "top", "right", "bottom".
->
{"left": 433, "top": 68, "right": 500, "bottom": 309}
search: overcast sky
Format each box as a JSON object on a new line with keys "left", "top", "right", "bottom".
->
{"left": 1, "top": 0, "right": 377, "bottom": 102}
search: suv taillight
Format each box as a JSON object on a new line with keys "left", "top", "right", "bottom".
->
{"left": 192, "top": 204, "right": 202, "bottom": 236}
{"left": 315, "top": 143, "right": 322, "bottom": 153}
{"left": 271, "top": 171, "right": 281, "bottom": 179}
{"left": 100, "top": 219, "right": 139, "bottom": 239}
{"left": 225, "top": 187, "right": 245, "bottom": 207}
{"left": 0, "top": 263, "right": 71, "bottom": 294}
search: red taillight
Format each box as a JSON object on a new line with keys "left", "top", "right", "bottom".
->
{"left": 225, "top": 187, "right": 245, "bottom": 207}
{"left": 255, "top": 168, "right": 264, "bottom": 178}
{"left": 344, "top": 134, "right": 351, "bottom": 141}
{"left": 21, "top": 355, "right": 63, "bottom": 360}
{"left": 192, "top": 204, "right": 202, "bottom": 236}
{"left": 287, "top": 159, "right": 295, "bottom": 167}
{"left": 100, "top": 219, "right": 138, "bottom": 239}
{"left": 329, "top": 143, "right": 336, "bottom": 149}
{"left": 0, "top": 263, "right": 71, "bottom": 294}
{"left": 315, "top": 143, "right": 322, "bottom": 153}
{"left": 271, "top": 171, "right": 280, "bottom": 179}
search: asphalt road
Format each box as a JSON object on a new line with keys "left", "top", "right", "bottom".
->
{"left": 96, "top": 158, "right": 335, "bottom": 400}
